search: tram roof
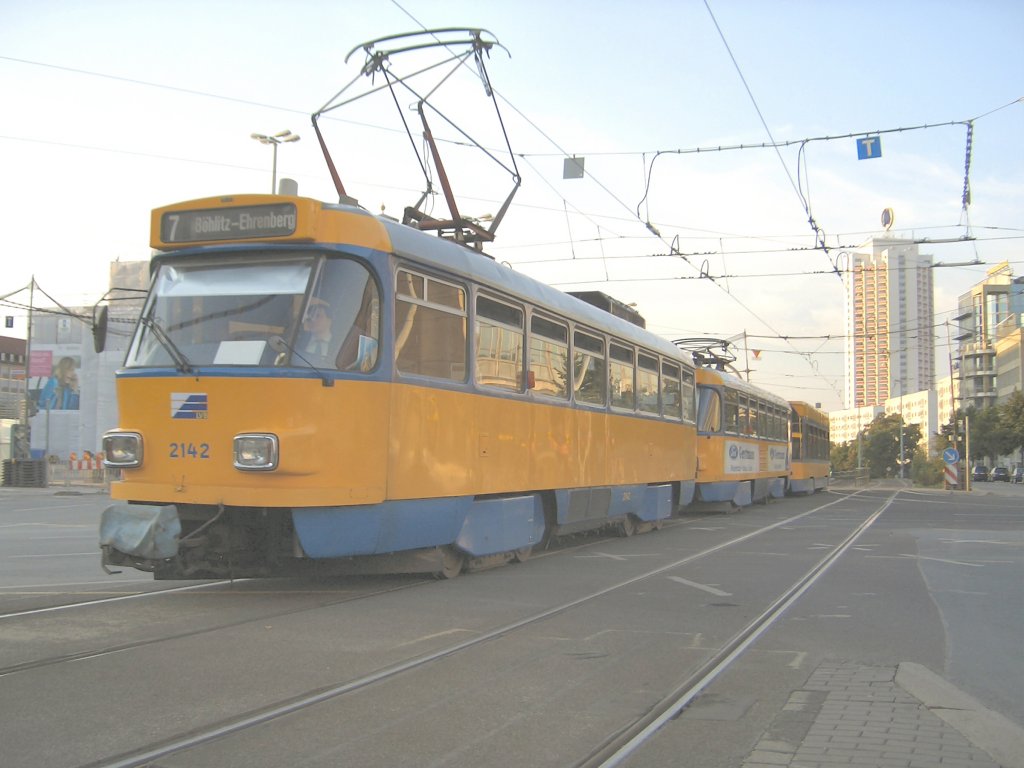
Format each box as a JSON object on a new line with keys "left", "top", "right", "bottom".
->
{"left": 361, "top": 205, "right": 688, "bottom": 363}
{"left": 695, "top": 366, "right": 790, "bottom": 409}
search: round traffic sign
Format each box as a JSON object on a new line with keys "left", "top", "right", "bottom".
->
{"left": 943, "top": 447, "right": 960, "bottom": 464}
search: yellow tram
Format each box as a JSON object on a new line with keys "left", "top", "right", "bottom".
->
{"left": 787, "top": 401, "right": 830, "bottom": 494}
{"left": 100, "top": 194, "right": 700, "bottom": 578}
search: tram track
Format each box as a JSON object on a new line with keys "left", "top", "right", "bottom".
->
{"left": 0, "top": 578, "right": 243, "bottom": 622}
{"left": 0, "top": 578, "right": 431, "bottom": 679}
{"left": 81, "top": 489, "right": 878, "bottom": 768}
{"left": 0, "top": 535, "right": 620, "bottom": 680}
{"left": 577, "top": 491, "right": 897, "bottom": 767}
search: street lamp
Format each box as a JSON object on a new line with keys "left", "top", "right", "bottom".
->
{"left": 251, "top": 130, "right": 300, "bottom": 193}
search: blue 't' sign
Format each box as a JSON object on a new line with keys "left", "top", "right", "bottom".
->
{"left": 857, "top": 136, "right": 882, "bottom": 159}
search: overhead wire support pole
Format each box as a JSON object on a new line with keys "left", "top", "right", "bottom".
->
{"left": 22, "top": 278, "right": 34, "bottom": 429}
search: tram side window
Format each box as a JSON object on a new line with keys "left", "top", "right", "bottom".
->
{"left": 610, "top": 343, "right": 636, "bottom": 410}
{"left": 475, "top": 295, "right": 524, "bottom": 391}
{"left": 681, "top": 367, "right": 696, "bottom": 424}
{"left": 573, "top": 331, "right": 606, "bottom": 406}
{"left": 810, "top": 423, "right": 828, "bottom": 460}
{"left": 697, "top": 386, "right": 722, "bottom": 433}
{"left": 395, "top": 270, "right": 467, "bottom": 381}
{"left": 737, "top": 394, "right": 751, "bottom": 435}
{"left": 529, "top": 315, "right": 569, "bottom": 399}
{"left": 724, "top": 389, "right": 740, "bottom": 434}
{"left": 757, "top": 401, "right": 768, "bottom": 439}
{"left": 791, "top": 415, "right": 803, "bottom": 460}
{"left": 661, "top": 362, "right": 682, "bottom": 420}
{"left": 304, "top": 258, "right": 381, "bottom": 372}
{"left": 637, "top": 353, "right": 659, "bottom": 414}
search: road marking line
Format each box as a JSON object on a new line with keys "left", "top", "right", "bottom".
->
{"left": 9, "top": 552, "right": 97, "bottom": 558}
{"left": 667, "top": 576, "right": 732, "bottom": 596}
{"left": 576, "top": 552, "right": 659, "bottom": 561}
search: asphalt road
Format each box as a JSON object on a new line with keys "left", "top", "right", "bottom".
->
{"left": 0, "top": 482, "right": 1020, "bottom": 767}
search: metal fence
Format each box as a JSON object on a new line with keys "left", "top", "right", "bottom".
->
{"left": 47, "top": 457, "right": 111, "bottom": 488}
{"left": 829, "top": 468, "right": 872, "bottom": 486}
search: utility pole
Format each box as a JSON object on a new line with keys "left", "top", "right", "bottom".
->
{"left": 899, "top": 385, "right": 905, "bottom": 479}
{"left": 13, "top": 278, "right": 35, "bottom": 459}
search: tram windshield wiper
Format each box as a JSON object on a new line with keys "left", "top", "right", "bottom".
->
{"left": 140, "top": 316, "right": 194, "bottom": 374}
{"left": 269, "top": 335, "right": 333, "bottom": 387}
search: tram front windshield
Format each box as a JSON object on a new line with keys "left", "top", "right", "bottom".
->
{"left": 125, "top": 254, "right": 379, "bottom": 371}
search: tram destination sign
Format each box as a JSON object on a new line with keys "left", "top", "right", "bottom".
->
{"left": 161, "top": 203, "right": 298, "bottom": 243}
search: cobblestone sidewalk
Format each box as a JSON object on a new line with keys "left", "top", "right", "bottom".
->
{"left": 743, "top": 662, "right": 1002, "bottom": 768}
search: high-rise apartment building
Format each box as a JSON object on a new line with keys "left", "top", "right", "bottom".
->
{"left": 845, "top": 238, "right": 934, "bottom": 408}
{"left": 0, "top": 336, "right": 27, "bottom": 421}
{"left": 955, "top": 262, "right": 1024, "bottom": 410}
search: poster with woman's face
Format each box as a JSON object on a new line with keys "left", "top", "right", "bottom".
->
{"left": 29, "top": 348, "right": 81, "bottom": 411}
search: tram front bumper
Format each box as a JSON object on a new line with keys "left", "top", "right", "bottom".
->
{"left": 99, "top": 503, "right": 181, "bottom": 560}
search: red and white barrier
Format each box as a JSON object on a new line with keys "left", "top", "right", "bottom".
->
{"left": 67, "top": 452, "right": 104, "bottom": 471}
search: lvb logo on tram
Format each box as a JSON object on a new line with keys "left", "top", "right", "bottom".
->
{"left": 171, "top": 393, "right": 209, "bottom": 420}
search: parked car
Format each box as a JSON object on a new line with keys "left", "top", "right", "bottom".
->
{"left": 990, "top": 467, "right": 1011, "bottom": 482}
{"left": 972, "top": 465, "right": 989, "bottom": 482}
{"left": 1012, "top": 467, "right": 1024, "bottom": 484}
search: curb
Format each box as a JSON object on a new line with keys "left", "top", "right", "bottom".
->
{"left": 897, "top": 662, "right": 1024, "bottom": 768}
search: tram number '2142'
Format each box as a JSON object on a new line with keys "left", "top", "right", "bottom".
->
{"left": 169, "top": 442, "right": 211, "bottom": 459}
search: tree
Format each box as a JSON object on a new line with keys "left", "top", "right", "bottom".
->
{"left": 830, "top": 441, "right": 858, "bottom": 472}
{"left": 911, "top": 450, "right": 943, "bottom": 487}
{"left": 999, "top": 390, "right": 1024, "bottom": 465}
{"left": 937, "top": 410, "right": 963, "bottom": 452}
{"left": 862, "top": 413, "right": 922, "bottom": 478}
{"left": 966, "top": 405, "right": 1014, "bottom": 465}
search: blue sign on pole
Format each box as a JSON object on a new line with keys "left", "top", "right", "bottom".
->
{"left": 943, "top": 447, "right": 960, "bottom": 464}
{"left": 857, "top": 136, "right": 882, "bottom": 159}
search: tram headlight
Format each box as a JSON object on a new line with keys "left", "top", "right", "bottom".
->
{"left": 233, "top": 433, "right": 279, "bottom": 471}
{"left": 103, "top": 431, "right": 143, "bottom": 468}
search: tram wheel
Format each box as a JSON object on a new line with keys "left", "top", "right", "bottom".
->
{"left": 512, "top": 546, "right": 532, "bottom": 563}
{"left": 434, "top": 546, "right": 465, "bottom": 580}
{"left": 618, "top": 516, "right": 638, "bottom": 537}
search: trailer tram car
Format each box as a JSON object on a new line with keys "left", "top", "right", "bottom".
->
{"left": 787, "top": 401, "right": 830, "bottom": 494}
{"left": 99, "top": 194, "right": 701, "bottom": 579}
{"left": 693, "top": 367, "right": 791, "bottom": 506}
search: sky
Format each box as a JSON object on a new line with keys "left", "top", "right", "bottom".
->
{"left": 2, "top": 0, "right": 1022, "bottom": 411}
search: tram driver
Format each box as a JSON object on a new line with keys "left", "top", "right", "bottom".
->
{"left": 300, "top": 297, "right": 335, "bottom": 365}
